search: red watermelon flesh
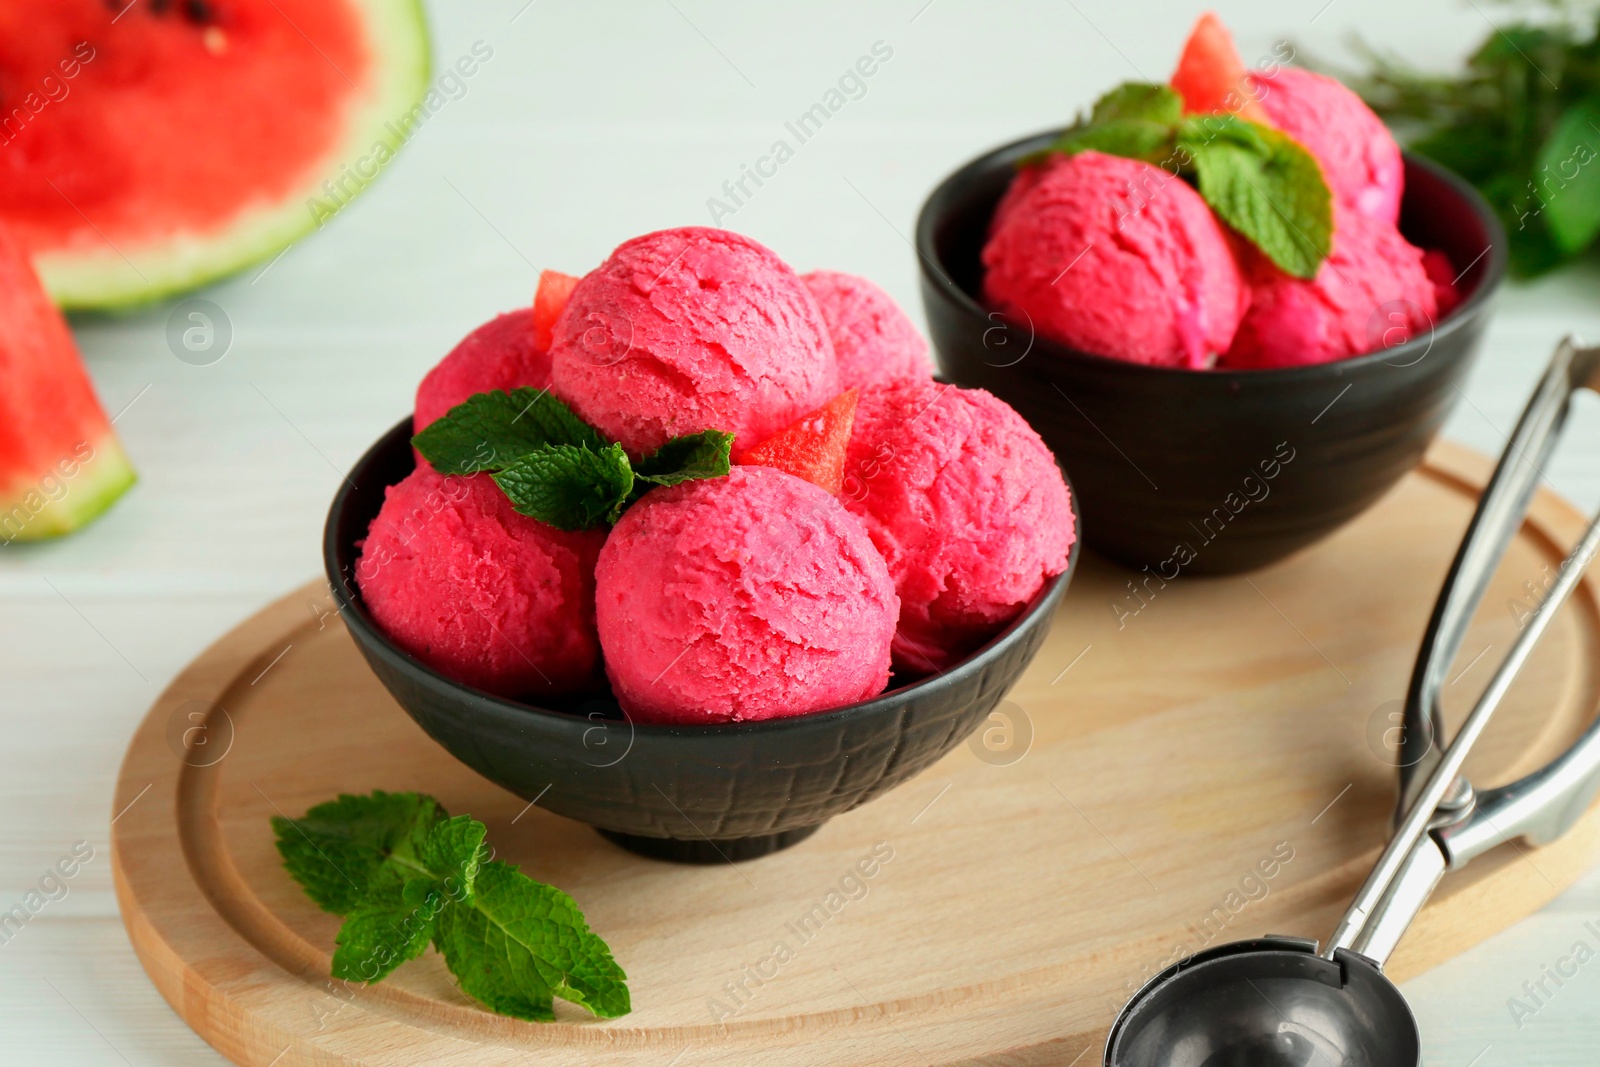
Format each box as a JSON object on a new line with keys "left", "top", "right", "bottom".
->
{"left": 1170, "top": 12, "right": 1271, "bottom": 125}
{"left": 0, "top": 224, "right": 134, "bottom": 542}
{"left": 739, "top": 389, "right": 859, "bottom": 496}
{"left": 0, "top": 0, "right": 430, "bottom": 309}
{"left": 532, "top": 270, "right": 580, "bottom": 353}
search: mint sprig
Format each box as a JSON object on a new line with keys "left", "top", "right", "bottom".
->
{"left": 1028, "top": 81, "right": 1333, "bottom": 278}
{"left": 413, "top": 389, "right": 605, "bottom": 476}
{"left": 272, "top": 790, "right": 630, "bottom": 1022}
{"left": 412, "top": 388, "right": 733, "bottom": 531}
{"left": 1181, "top": 118, "right": 1332, "bottom": 279}
{"left": 633, "top": 429, "right": 739, "bottom": 490}
{"left": 493, "top": 442, "right": 635, "bottom": 529}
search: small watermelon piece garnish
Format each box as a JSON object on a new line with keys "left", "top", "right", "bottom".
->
{"left": 739, "top": 389, "right": 859, "bottom": 495}
{"left": 1171, "top": 12, "right": 1272, "bottom": 125}
{"left": 532, "top": 270, "right": 581, "bottom": 352}
{"left": 0, "top": 226, "right": 135, "bottom": 542}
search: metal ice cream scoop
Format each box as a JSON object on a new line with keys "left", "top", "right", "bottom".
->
{"left": 1105, "top": 338, "right": 1600, "bottom": 1067}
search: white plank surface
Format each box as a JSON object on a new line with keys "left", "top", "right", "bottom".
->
{"left": 2, "top": 1, "right": 1598, "bottom": 1063}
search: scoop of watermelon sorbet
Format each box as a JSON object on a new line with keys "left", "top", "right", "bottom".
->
{"left": 595, "top": 465, "right": 898, "bottom": 724}
{"left": 1251, "top": 67, "right": 1404, "bottom": 226}
{"left": 802, "top": 270, "right": 934, "bottom": 389}
{"left": 414, "top": 309, "right": 550, "bottom": 435}
{"left": 356, "top": 466, "right": 605, "bottom": 700}
{"left": 981, "top": 151, "right": 1248, "bottom": 368}
{"left": 843, "top": 380, "right": 1075, "bottom": 674}
{"left": 1224, "top": 206, "right": 1438, "bottom": 369}
{"left": 550, "top": 227, "right": 837, "bottom": 458}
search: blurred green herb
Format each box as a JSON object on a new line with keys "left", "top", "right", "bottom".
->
{"left": 1329, "top": 1, "right": 1600, "bottom": 276}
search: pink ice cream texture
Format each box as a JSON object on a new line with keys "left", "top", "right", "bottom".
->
{"left": 356, "top": 466, "right": 604, "bottom": 699}
{"left": 595, "top": 465, "right": 899, "bottom": 724}
{"left": 550, "top": 227, "right": 837, "bottom": 458}
{"left": 1225, "top": 206, "right": 1439, "bottom": 369}
{"left": 843, "top": 379, "right": 1075, "bottom": 673}
{"left": 1252, "top": 66, "right": 1404, "bottom": 226}
{"left": 982, "top": 151, "right": 1249, "bottom": 368}
{"left": 415, "top": 309, "right": 550, "bottom": 434}
{"left": 802, "top": 269, "right": 934, "bottom": 389}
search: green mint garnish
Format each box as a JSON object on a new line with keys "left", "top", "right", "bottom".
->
{"left": 272, "top": 790, "right": 630, "bottom": 1022}
{"left": 412, "top": 388, "right": 733, "bottom": 531}
{"left": 633, "top": 429, "right": 738, "bottom": 489}
{"left": 412, "top": 388, "right": 605, "bottom": 476}
{"left": 435, "top": 861, "right": 633, "bottom": 1022}
{"left": 1181, "top": 119, "right": 1332, "bottom": 279}
{"left": 493, "top": 441, "right": 635, "bottom": 529}
{"left": 1025, "top": 80, "right": 1334, "bottom": 278}
{"left": 1092, "top": 82, "right": 1185, "bottom": 126}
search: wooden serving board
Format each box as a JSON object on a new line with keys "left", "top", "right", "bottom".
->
{"left": 112, "top": 441, "right": 1600, "bottom": 1067}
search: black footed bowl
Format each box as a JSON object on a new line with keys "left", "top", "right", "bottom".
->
{"left": 917, "top": 132, "right": 1507, "bottom": 574}
{"left": 326, "top": 418, "right": 1078, "bottom": 863}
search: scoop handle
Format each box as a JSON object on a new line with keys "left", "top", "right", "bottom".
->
{"left": 1326, "top": 337, "right": 1600, "bottom": 965}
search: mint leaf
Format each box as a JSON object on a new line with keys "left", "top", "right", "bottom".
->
{"left": 1178, "top": 113, "right": 1269, "bottom": 155}
{"left": 330, "top": 817, "right": 484, "bottom": 983}
{"left": 1536, "top": 97, "right": 1600, "bottom": 254}
{"left": 435, "top": 861, "right": 631, "bottom": 1023}
{"left": 271, "top": 791, "right": 445, "bottom": 915}
{"left": 633, "top": 429, "right": 735, "bottom": 490}
{"left": 412, "top": 388, "right": 606, "bottom": 475}
{"left": 1023, "top": 83, "right": 1184, "bottom": 167}
{"left": 492, "top": 443, "right": 634, "bottom": 530}
{"left": 1091, "top": 82, "right": 1184, "bottom": 126}
{"left": 1055, "top": 119, "right": 1175, "bottom": 164}
{"left": 419, "top": 815, "right": 487, "bottom": 899}
{"left": 332, "top": 875, "right": 443, "bottom": 982}
{"left": 1189, "top": 125, "right": 1332, "bottom": 279}
{"left": 276, "top": 792, "right": 630, "bottom": 1021}
{"left": 1009, "top": 77, "right": 1334, "bottom": 279}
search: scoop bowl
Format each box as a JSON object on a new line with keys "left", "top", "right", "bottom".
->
{"left": 917, "top": 133, "right": 1507, "bottom": 574}
{"left": 325, "top": 418, "right": 1077, "bottom": 863}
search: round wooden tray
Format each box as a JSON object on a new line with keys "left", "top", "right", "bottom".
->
{"left": 112, "top": 441, "right": 1600, "bottom": 1067}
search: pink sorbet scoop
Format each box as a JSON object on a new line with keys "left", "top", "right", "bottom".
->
{"left": 595, "top": 465, "right": 899, "bottom": 724}
{"left": 982, "top": 151, "right": 1249, "bottom": 368}
{"left": 550, "top": 227, "right": 837, "bottom": 458}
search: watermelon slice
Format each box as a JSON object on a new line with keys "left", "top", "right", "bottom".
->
{"left": 1170, "top": 12, "right": 1271, "bottom": 125}
{"left": 0, "top": 226, "right": 134, "bottom": 542}
{"left": 532, "top": 270, "right": 581, "bottom": 353}
{"left": 0, "top": 0, "right": 431, "bottom": 310}
{"left": 739, "top": 389, "right": 859, "bottom": 496}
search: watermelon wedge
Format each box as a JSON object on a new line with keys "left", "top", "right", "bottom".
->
{"left": 532, "top": 270, "right": 581, "bottom": 353}
{"left": 0, "top": 0, "right": 431, "bottom": 310}
{"left": 739, "top": 389, "right": 859, "bottom": 496}
{"left": 1170, "top": 12, "right": 1271, "bottom": 125}
{"left": 0, "top": 226, "right": 134, "bottom": 543}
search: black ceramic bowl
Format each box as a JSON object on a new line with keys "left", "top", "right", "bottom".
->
{"left": 325, "top": 419, "right": 1078, "bottom": 863}
{"left": 917, "top": 132, "right": 1507, "bottom": 574}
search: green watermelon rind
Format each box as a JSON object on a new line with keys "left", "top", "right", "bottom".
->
{"left": 35, "top": 0, "right": 433, "bottom": 312}
{"left": 1, "top": 432, "right": 136, "bottom": 543}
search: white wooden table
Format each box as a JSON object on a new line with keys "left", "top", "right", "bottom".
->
{"left": 3, "top": 1, "right": 1597, "bottom": 1062}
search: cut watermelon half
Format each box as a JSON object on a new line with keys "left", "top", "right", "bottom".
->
{"left": 532, "top": 270, "right": 581, "bottom": 353}
{"left": 1170, "top": 12, "right": 1270, "bottom": 125}
{"left": 739, "top": 389, "right": 859, "bottom": 496}
{"left": 0, "top": 0, "right": 431, "bottom": 310}
{"left": 0, "top": 226, "right": 134, "bottom": 542}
